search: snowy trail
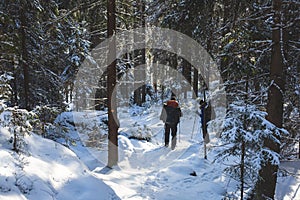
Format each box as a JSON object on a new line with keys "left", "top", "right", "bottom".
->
{"left": 63, "top": 104, "right": 225, "bottom": 199}
{"left": 92, "top": 126, "right": 226, "bottom": 200}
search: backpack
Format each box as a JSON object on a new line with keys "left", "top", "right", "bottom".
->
{"left": 205, "top": 103, "right": 215, "bottom": 122}
{"left": 160, "top": 101, "right": 182, "bottom": 125}
{"left": 165, "top": 106, "right": 181, "bottom": 125}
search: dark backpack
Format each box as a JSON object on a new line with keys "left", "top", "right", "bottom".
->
{"left": 205, "top": 103, "right": 215, "bottom": 122}
{"left": 164, "top": 105, "right": 181, "bottom": 125}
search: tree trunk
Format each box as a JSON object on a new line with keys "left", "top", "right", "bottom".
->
{"left": 107, "top": 0, "right": 118, "bottom": 168}
{"left": 183, "top": 59, "right": 192, "bottom": 99}
{"left": 20, "top": 5, "right": 30, "bottom": 110}
{"left": 193, "top": 68, "right": 198, "bottom": 98}
{"left": 254, "top": 0, "right": 284, "bottom": 198}
{"left": 241, "top": 78, "right": 248, "bottom": 200}
{"left": 133, "top": 0, "right": 146, "bottom": 106}
{"left": 140, "top": 1, "right": 146, "bottom": 103}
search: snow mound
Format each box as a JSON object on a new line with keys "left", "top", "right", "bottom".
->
{"left": 0, "top": 127, "right": 120, "bottom": 200}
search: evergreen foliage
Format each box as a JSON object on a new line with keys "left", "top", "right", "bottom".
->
{"left": 6, "top": 107, "right": 35, "bottom": 153}
{"left": 0, "top": 0, "right": 89, "bottom": 109}
{"left": 216, "top": 100, "right": 288, "bottom": 198}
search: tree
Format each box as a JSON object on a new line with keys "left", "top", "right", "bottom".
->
{"left": 217, "top": 100, "right": 287, "bottom": 199}
{"left": 133, "top": 0, "right": 147, "bottom": 106}
{"left": 280, "top": 0, "right": 300, "bottom": 161}
{"left": 253, "top": 0, "right": 285, "bottom": 198}
{"left": 0, "top": 0, "right": 89, "bottom": 110}
{"left": 107, "top": 0, "right": 119, "bottom": 168}
{"left": 7, "top": 107, "right": 35, "bottom": 153}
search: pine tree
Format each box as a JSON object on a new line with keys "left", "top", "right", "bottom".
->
{"left": 253, "top": 0, "right": 285, "bottom": 198}
{"left": 0, "top": 0, "right": 89, "bottom": 109}
{"left": 7, "top": 107, "right": 35, "bottom": 153}
{"left": 217, "top": 100, "right": 288, "bottom": 199}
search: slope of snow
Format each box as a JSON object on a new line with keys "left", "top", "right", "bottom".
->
{"left": 276, "top": 160, "right": 300, "bottom": 200}
{"left": 0, "top": 127, "right": 119, "bottom": 200}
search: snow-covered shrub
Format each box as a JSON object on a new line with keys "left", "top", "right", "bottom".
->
{"left": 52, "top": 112, "right": 109, "bottom": 148}
{"left": 31, "top": 105, "right": 62, "bottom": 137}
{"left": 129, "top": 103, "right": 152, "bottom": 116}
{"left": 0, "top": 73, "right": 35, "bottom": 153}
{"left": 128, "top": 123, "right": 152, "bottom": 142}
{"left": 216, "top": 100, "right": 288, "bottom": 198}
{"left": 45, "top": 122, "right": 73, "bottom": 147}
{"left": 6, "top": 107, "right": 35, "bottom": 153}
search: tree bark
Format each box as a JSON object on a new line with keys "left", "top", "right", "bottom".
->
{"left": 254, "top": 0, "right": 284, "bottom": 198}
{"left": 183, "top": 59, "right": 192, "bottom": 99}
{"left": 133, "top": 0, "right": 146, "bottom": 106}
{"left": 107, "top": 0, "right": 118, "bottom": 168}
{"left": 20, "top": 4, "right": 30, "bottom": 110}
{"left": 193, "top": 68, "right": 198, "bottom": 98}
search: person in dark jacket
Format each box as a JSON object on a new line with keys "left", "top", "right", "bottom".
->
{"left": 199, "top": 100, "right": 208, "bottom": 141}
{"left": 160, "top": 96, "right": 182, "bottom": 149}
{"left": 199, "top": 100, "right": 214, "bottom": 143}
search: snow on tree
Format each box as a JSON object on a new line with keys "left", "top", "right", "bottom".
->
{"left": 0, "top": 72, "right": 13, "bottom": 110}
{"left": 5, "top": 107, "right": 35, "bottom": 153}
{"left": 216, "top": 100, "right": 288, "bottom": 198}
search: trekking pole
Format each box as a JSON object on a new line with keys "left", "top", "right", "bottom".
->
{"left": 203, "top": 124, "right": 208, "bottom": 159}
{"left": 191, "top": 115, "right": 197, "bottom": 139}
{"left": 162, "top": 127, "right": 165, "bottom": 146}
{"left": 178, "top": 121, "right": 181, "bottom": 143}
{"left": 203, "top": 87, "right": 207, "bottom": 159}
{"left": 204, "top": 142, "right": 207, "bottom": 159}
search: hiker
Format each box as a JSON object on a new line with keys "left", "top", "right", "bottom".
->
{"left": 198, "top": 100, "right": 213, "bottom": 143}
{"left": 160, "top": 96, "right": 182, "bottom": 150}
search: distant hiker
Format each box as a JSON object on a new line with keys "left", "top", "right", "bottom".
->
{"left": 160, "top": 96, "right": 182, "bottom": 150}
{"left": 198, "top": 100, "right": 214, "bottom": 143}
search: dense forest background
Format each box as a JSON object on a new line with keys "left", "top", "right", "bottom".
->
{"left": 0, "top": 0, "right": 299, "bottom": 199}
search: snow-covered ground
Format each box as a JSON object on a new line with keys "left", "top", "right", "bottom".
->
{"left": 0, "top": 101, "right": 299, "bottom": 199}
{"left": 276, "top": 161, "right": 300, "bottom": 200}
{"left": 0, "top": 126, "right": 119, "bottom": 200}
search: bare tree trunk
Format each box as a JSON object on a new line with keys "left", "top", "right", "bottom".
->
{"left": 254, "top": 0, "right": 284, "bottom": 198}
{"left": 107, "top": 0, "right": 118, "bottom": 168}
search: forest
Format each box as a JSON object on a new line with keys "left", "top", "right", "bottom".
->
{"left": 0, "top": 0, "right": 299, "bottom": 199}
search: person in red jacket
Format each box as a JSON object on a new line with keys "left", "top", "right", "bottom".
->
{"left": 160, "top": 96, "right": 182, "bottom": 150}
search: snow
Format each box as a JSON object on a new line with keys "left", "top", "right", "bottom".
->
{"left": 0, "top": 127, "right": 119, "bottom": 200}
{"left": 0, "top": 100, "right": 299, "bottom": 199}
{"left": 276, "top": 161, "right": 300, "bottom": 200}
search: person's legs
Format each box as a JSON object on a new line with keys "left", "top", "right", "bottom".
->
{"left": 164, "top": 124, "right": 171, "bottom": 147}
{"left": 171, "top": 125, "right": 177, "bottom": 150}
